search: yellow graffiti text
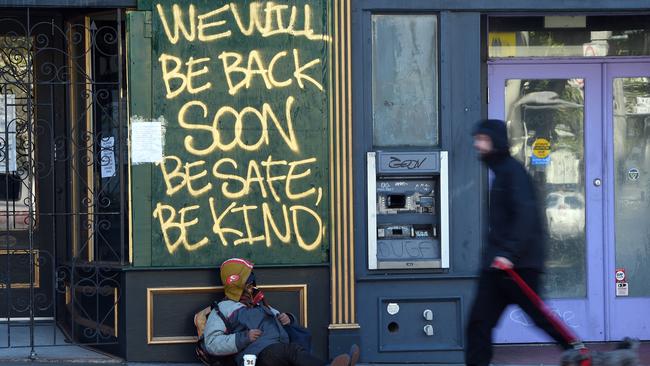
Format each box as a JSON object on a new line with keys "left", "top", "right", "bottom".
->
{"left": 156, "top": 3, "right": 196, "bottom": 45}
{"left": 285, "top": 158, "right": 317, "bottom": 200}
{"left": 290, "top": 205, "right": 323, "bottom": 251}
{"left": 213, "top": 156, "right": 318, "bottom": 202}
{"left": 206, "top": 198, "right": 323, "bottom": 249}
{"left": 262, "top": 202, "right": 290, "bottom": 247}
{"left": 159, "top": 54, "right": 212, "bottom": 99}
{"left": 197, "top": 5, "right": 232, "bottom": 42}
{"left": 153, "top": 1, "right": 329, "bottom": 258}
{"left": 157, "top": 157, "right": 213, "bottom": 197}
{"left": 156, "top": 2, "right": 330, "bottom": 44}
{"left": 219, "top": 49, "right": 322, "bottom": 95}
{"left": 158, "top": 154, "right": 320, "bottom": 203}
{"left": 178, "top": 96, "right": 299, "bottom": 154}
{"left": 152, "top": 203, "right": 209, "bottom": 253}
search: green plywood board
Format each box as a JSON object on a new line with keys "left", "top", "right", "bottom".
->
{"left": 130, "top": 1, "right": 331, "bottom": 267}
{"left": 137, "top": 0, "right": 153, "bottom": 10}
{"left": 128, "top": 10, "right": 153, "bottom": 267}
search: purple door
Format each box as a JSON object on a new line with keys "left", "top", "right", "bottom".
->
{"left": 488, "top": 63, "right": 605, "bottom": 342}
{"left": 488, "top": 61, "right": 650, "bottom": 343}
{"left": 604, "top": 62, "right": 650, "bottom": 341}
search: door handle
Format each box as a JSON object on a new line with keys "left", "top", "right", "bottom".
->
{"left": 593, "top": 178, "right": 602, "bottom": 187}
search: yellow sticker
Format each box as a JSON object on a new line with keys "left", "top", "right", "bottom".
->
{"left": 489, "top": 32, "right": 517, "bottom": 57}
{"left": 532, "top": 138, "right": 551, "bottom": 159}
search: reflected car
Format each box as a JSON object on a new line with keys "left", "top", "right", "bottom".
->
{"left": 545, "top": 191, "right": 585, "bottom": 240}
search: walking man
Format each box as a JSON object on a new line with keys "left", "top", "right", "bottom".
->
{"left": 465, "top": 119, "right": 573, "bottom": 366}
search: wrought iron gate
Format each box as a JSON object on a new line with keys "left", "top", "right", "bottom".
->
{"left": 0, "top": 8, "right": 127, "bottom": 358}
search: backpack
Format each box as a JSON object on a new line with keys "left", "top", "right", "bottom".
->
{"left": 194, "top": 301, "right": 237, "bottom": 366}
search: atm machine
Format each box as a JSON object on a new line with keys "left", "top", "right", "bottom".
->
{"left": 367, "top": 151, "right": 449, "bottom": 270}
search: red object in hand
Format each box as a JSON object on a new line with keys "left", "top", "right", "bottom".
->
{"left": 491, "top": 256, "right": 513, "bottom": 269}
{"left": 491, "top": 259, "right": 591, "bottom": 366}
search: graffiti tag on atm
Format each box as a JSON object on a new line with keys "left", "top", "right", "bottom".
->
{"left": 388, "top": 156, "right": 427, "bottom": 169}
{"left": 388, "top": 156, "right": 427, "bottom": 170}
{"left": 377, "top": 240, "right": 439, "bottom": 260}
{"left": 377, "top": 151, "right": 439, "bottom": 173}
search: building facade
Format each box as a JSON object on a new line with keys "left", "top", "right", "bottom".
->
{"left": 1, "top": 0, "right": 649, "bottom": 363}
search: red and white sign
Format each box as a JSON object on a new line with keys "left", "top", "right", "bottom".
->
{"left": 615, "top": 268, "right": 628, "bottom": 297}
{"left": 615, "top": 268, "right": 626, "bottom": 282}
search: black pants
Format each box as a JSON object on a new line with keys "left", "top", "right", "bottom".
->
{"left": 257, "top": 342, "right": 325, "bottom": 366}
{"left": 465, "top": 269, "right": 573, "bottom": 366}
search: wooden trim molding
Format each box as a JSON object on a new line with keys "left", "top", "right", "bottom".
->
{"left": 146, "top": 284, "right": 308, "bottom": 345}
{"left": 0, "top": 249, "right": 40, "bottom": 289}
{"left": 329, "top": 0, "right": 358, "bottom": 330}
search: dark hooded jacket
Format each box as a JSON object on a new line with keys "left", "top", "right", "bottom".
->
{"left": 474, "top": 119, "right": 546, "bottom": 270}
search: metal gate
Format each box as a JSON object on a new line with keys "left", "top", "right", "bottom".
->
{"left": 0, "top": 8, "right": 127, "bottom": 358}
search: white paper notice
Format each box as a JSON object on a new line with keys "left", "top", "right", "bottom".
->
{"left": 131, "top": 121, "right": 163, "bottom": 163}
{"left": 100, "top": 136, "right": 116, "bottom": 178}
{"left": 0, "top": 94, "right": 17, "bottom": 172}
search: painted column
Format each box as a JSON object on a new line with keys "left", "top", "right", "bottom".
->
{"left": 328, "top": 0, "right": 358, "bottom": 330}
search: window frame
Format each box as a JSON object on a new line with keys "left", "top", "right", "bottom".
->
{"left": 362, "top": 11, "right": 442, "bottom": 152}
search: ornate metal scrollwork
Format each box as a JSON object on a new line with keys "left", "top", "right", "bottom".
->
{"left": 1, "top": 9, "right": 126, "bottom": 352}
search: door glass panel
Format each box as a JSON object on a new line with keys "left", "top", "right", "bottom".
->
{"left": 505, "top": 78, "right": 586, "bottom": 298}
{"left": 371, "top": 14, "right": 439, "bottom": 147}
{"left": 613, "top": 77, "right": 650, "bottom": 297}
{"left": 489, "top": 15, "right": 650, "bottom": 58}
{"left": 0, "top": 35, "right": 36, "bottom": 231}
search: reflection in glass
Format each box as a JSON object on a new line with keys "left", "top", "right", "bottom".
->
{"left": 372, "top": 15, "right": 438, "bottom": 147}
{"left": 505, "top": 78, "right": 586, "bottom": 298}
{"left": 0, "top": 36, "right": 36, "bottom": 231}
{"left": 489, "top": 15, "right": 650, "bottom": 58}
{"left": 613, "top": 77, "right": 650, "bottom": 297}
{"left": 68, "top": 15, "right": 126, "bottom": 263}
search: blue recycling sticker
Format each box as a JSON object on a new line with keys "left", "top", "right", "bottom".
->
{"left": 531, "top": 156, "right": 550, "bottom": 166}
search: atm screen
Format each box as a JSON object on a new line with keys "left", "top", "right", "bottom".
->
{"left": 386, "top": 194, "right": 406, "bottom": 208}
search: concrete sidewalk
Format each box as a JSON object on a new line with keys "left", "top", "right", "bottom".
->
{"left": 0, "top": 363, "right": 628, "bottom": 366}
{"left": 0, "top": 361, "right": 476, "bottom": 366}
{"left": 3, "top": 342, "right": 650, "bottom": 366}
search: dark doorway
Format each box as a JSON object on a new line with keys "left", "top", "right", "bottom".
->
{"left": 0, "top": 8, "right": 128, "bottom": 357}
